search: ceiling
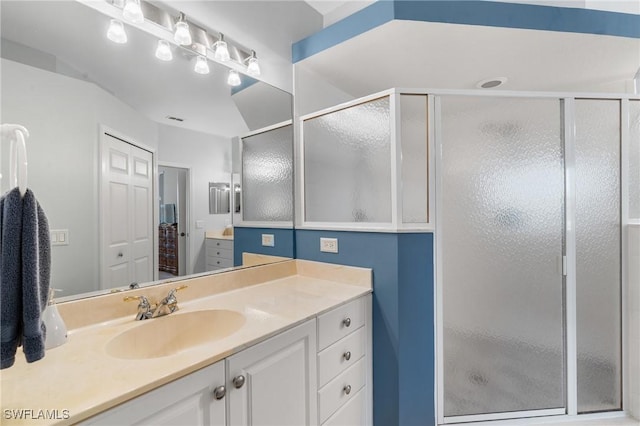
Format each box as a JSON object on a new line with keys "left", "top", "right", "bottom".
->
{"left": 0, "top": 1, "right": 320, "bottom": 136}
{"left": 2, "top": 0, "right": 638, "bottom": 138}
{"left": 296, "top": 19, "right": 640, "bottom": 96}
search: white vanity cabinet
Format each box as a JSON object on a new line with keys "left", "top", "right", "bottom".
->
{"left": 226, "top": 319, "right": 318, "bottom": 426}
{"left": 205, "top": 238, "right": 234, "bottom": 271}
{"left": 82, "top": 360, "right": 226, "bottom": 425}
{"left": 317, "top": 295, "right": 372, "bottom": 426}
{"left": 82, "top": 295, "right": 371, "bottom": 426}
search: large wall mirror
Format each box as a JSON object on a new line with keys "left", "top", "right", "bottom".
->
{"left": 0, "top": 0, "right": 294, "bottom": 300}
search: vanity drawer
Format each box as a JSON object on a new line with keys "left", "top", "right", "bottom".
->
{"left": 206, "top": 238, "right": 233, "bottom": 251}
{"left": 322, "top": 387, "right": 365, "bottom": 426}
{"left": 207, "top": 247, "right": 232, "bottom": 260}
{"left": 318, "top": 298, "right": 365, "bottom": 350}
{"left": 318, "top": 357, "right": 366, "bottom": 423}
{"left": 207, "top": 257, "right": 233, "bottom": 269}
{"left": 318, "top": 326, "right": 365, "bottom": 387}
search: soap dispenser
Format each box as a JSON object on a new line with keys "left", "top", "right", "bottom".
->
{"left": 42, "top": 288, "right": 68, "bottom": 349}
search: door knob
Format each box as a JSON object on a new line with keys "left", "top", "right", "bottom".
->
{"left": 180, "top": 232, "right": 185, "bottom": 237}
{"left": 213, "top": 385, "right": 226, "bottom": 400}
{"left": 233, "top": 375, "right": 245, "bottom": 389}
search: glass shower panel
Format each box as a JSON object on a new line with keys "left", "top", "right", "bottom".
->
{"left": 241, "top": 124, "right": 293, "bottom": 222}
{"left": 303, "top": 97, "right": 391, "bottom": 223}
{"left": 575, "top": 99, "right": 621, "bottom": 413}
{"left": 630, "top": 101, "right": 640, "bottom": 219}
{"left": 441, "top": 96, "right": 565, "bottom": 417}
{"left": 400, "top": 95, "right": 429, "bottom": 223}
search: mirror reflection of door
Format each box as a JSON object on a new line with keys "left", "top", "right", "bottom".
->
{"left": 100, "top": 131, "right": 153, "bottom": 289}
{"left": 158, "top": 165, "right": 189, "bottom": 279}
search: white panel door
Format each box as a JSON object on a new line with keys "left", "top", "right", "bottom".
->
{"left": 101, "top": 132, "right": 153, "bottom": 289}
{"left": 227, "top": 319, "right": 317, "bottom": 426}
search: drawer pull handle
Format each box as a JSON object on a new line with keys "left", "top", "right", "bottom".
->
{"left": 343, "top": 384, "right": 352, "bottom": 395}
{"left": 233, "top": 375, "right": 246, "bottom": 389}
{"left": 213, "top": 385, "right": 226, "bottom": 400}
{"left": 217, "top": 242, "right": 220, "bottom": 246}
{"left": 343, "top": 317, "right": 351, "bottom": 328}
{"left": 343, "top": 351, "right": 351, "bottom": 361}
{"left": 217, "top": 251, "right": 220, "bottom": 255}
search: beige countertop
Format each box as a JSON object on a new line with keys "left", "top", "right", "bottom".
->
{"left": 205, "top": 230, "right": 233, "bottom": 240}
{"left": 0, "top": 260, "right": 371, "bottom": 425}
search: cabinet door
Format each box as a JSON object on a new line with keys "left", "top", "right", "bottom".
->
{"left": 82, "top": 361, "right": 226, "bottom": 426}
{"left": 227, "top": 319, "right": 318, "bottom": 426}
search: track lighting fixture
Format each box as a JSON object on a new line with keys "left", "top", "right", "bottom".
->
{"left": 174, "top": 13, "right": 192, "bottom": 46}
{"left": 246, "top": 51, "right": 261, "bottom": 77}
{"left": 107, "top": 19, "right": 127, "bottom": 44}
{"left": 194, "top": 56, "right": 210, "bottom": 74}
{"left": 123, "top": 0, "right": 144, "bottom": 24}
{"left": 155, "top": 40, "right": 172, "bottom": 61}
{"left": 227, "top": 70, "right": 241, "bottom": 86}
{"left": 214, "top": 33, "right": 230, "bottom": 62}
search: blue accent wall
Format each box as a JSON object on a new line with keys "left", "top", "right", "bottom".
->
{"left": 293, "top": 0, "right": 640, "bottom": 62}
{"left": 295, "top": 229, "right": 435, "bottom": 426}
{"left": 398, "top": 233, "right": 435, "bottom": 426}
{"left": 233, "top": 227, "right": 295, "bottom": 266}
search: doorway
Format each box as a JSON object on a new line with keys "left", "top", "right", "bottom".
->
{"left": 158, "top": 164, "right": 190, "bottom": 279}
{"left": 435, "top": 95, "right": 622, "bottom": 423}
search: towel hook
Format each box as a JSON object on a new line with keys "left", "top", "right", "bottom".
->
{"left": 1, "top": 123, "right": 29, "bottom": 196}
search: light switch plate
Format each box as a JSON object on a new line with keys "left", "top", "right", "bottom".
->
{"left": 51, "top": 229, "right": 69, "bottom": 246}
{"left": 195, "top": 220, "right": 205, "bottom": 229}
{"left": 262, "top": 234, "right": 275, "bottom": 247}
{"left": 320, "top": 237, "right": 338, "bottom": 253}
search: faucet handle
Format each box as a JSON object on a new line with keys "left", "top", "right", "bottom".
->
{"left": 124, "top": 295, "right": 149, "bottom": 304}
{"left": 167, "top": 285, "right": 188, "bottom": 298}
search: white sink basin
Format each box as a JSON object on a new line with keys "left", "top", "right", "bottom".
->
{"left": 106, "top": 310, "right": 246, "bottom": 359}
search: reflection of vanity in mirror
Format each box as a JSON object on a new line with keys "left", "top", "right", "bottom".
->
{"left": 0, "top": 0, "right": 294, "bottom": 300}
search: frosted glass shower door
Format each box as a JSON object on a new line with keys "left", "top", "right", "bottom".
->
{"left": 440, "top": 96, "right": 565, "bottom": 419}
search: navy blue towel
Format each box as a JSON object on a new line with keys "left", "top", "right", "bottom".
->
{"left": 0, "top": 188, "right": 50, "bottom": 369}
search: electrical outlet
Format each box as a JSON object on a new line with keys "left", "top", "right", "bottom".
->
{"left": 262, "top": 234, "right": 275, "bottom": 247}
{"left": 320, "top": 237, "right": 338, "bottom": 253}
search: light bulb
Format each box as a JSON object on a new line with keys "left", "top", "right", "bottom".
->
{"left": 174, "top": 21, "right": 192, "bottom": 46}
{"left": 123, "top": 0, "right": 144, "bottom": 23}
{"left": 214, "top": 40, "right": 230, "bottom": 62}
{"left": 155, "top": 40, "right": 172, "bottom": 61}
{"left": 247, "top": 57, "right": 260, "bottom": 77}
{"left": 194, "top": 56, "right": 210, "bottom": 75}
{"left": 107, "top": 19, "right": 127, "bottom": 44}
{"left": 227, "top": 70, "right": 241, "bottom": 86}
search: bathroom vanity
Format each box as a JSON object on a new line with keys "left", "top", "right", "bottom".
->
{"left": 0, "top": 260, "right": 372, "bottom": 426}
{"left": 205, "top": 231, "right": 234, "bottom": 272}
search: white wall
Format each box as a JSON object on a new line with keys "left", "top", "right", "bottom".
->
{"left": 1, "top": 58, "right": 158, "bottom": 297}
{"left": 157, "top": 124, "right": 232, "bottom": 274}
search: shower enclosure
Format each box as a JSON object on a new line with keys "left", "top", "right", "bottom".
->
{"left": 300, "top": 89, "right": 639, "bottom": 424}
{"left": 437, "top": 95, "right": 624, "bottom": 423}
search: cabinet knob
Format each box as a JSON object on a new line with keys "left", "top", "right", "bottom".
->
{"left": 343, "top": 317, "right": 351, "bottom": 328}
{"left": 117, "top": 252, "right": 123, "bottom": 258}
{"left": 213, "top": 385, "right": 226, "bottom": 400}
{"left": 233, "top": 375, "right": 246, "bottom": 389}
{"left": 343, "top": 384, "right": 352, "bottom": 395}
{"left": 343, "top": 351, "right": 351, "bottom": 361}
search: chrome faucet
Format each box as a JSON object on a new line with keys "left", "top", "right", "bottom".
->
{"left": 123, "top": 285, "right": 188, "bottom": 320}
